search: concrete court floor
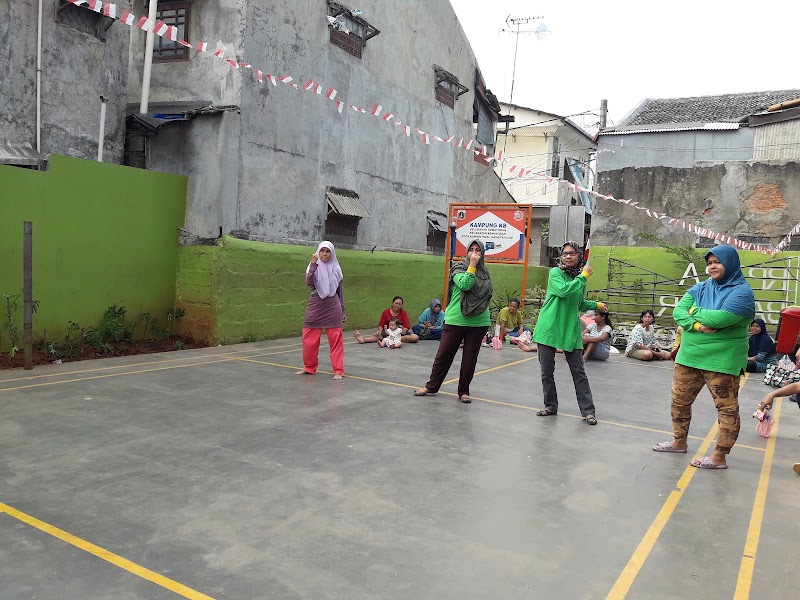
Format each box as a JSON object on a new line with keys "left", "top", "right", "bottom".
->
{"left": 0, "top": 335, "right": 798, "bottom": 600}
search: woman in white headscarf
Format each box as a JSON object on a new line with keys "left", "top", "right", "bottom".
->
{"left": 297, "top": 241, "right": 346, "bottom": 380}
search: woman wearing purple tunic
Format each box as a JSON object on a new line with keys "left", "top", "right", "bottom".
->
{"left": 297, "top": 241, "right": 346, "bottom": 380}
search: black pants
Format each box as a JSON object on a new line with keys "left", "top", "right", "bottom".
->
{"left": 537, "top": 344, "right": 596, "bottom": 417}
{"left": 425, "top": 325, "right": 487, "bottom": 397}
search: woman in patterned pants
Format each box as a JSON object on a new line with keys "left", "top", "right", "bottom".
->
{"left": 652, "top": 245, "right": 755, "bottom": 469}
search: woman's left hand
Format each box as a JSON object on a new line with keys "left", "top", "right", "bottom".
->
{"left": 342, "top": 313, "right": 347, "bottom": 323}
{"left": 698, "top": 325, "right": 717, "bottom": 333}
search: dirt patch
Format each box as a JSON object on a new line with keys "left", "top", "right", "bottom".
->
{"left": 0, "top": 338, "right": 206, "bottom": 371}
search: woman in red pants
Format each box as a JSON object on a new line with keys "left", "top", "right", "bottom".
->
{"left": 297, "top": 241, "right": 346, "bottom": 380}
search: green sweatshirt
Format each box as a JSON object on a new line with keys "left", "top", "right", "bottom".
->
{"left": 673, "top": 291, "right": 750, "bottom": 375}
{"left": 444, "top": 271, "right": 491, "bottom": 327}
{"left": 533, "top": 267, "right": 599, "bottom": 351}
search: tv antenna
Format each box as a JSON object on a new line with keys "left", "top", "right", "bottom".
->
{"left": 497, "top": 16, "right": 549, "bottom": 185}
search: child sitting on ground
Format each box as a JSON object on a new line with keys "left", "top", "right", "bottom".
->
{"left": 379, "top": 317, "right": 403, "bottom": 349}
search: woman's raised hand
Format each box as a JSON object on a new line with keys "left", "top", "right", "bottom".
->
{"left": 311, "top": 253, "right": 319, "bottom": 263}
{"left": 583, "top": 265, "right": 593, "bottom": 277}
{"left": 468, "top": 249, "right": 480, "bottom": 267}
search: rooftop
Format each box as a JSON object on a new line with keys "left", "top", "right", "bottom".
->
{"left": 620, "top": 89, "right": 800, "bottom": 126}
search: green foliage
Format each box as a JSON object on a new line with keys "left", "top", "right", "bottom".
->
{"left": 241, "top": 333, "right": 258, "bottom": 343}
{"left": 173, "top": 340, "right": 187, "bottom": 351}
{"left": 2, "top": 292, "right": 40, "bottom": 357}
{"left": 638, "top": 232, "right": 704, "bottom": 268}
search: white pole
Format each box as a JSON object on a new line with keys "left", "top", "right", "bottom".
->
{"left": 139, "top": 0, "right": 159, "bottom": 113}
{"left": 97, "top": 96, "right": 108, "bottom": 162}
{"left": 36, "top": 0, "right": 43, "bottom": 152}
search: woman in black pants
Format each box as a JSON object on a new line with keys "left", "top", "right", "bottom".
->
{"left": 414, "top": 240, "right": 493, "bottom": 404}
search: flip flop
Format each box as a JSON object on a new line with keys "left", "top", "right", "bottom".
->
{"left": 690, "top": 456, "right": 728, "bottom": 469}
{"left": 460, "top": 395, "right": 471, "bottom": 403}
{"left": 414, "top": 387, "right": 433, "bottom": 396}
{"left": 652, "top": 441, "right": 688, "bottom": 453}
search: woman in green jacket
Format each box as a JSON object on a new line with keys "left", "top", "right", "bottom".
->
{"left": 414, "top": 240, "right": 493, "bottom": 404}
{"left": 653, "top": 245, "right": 755, "bottom": 469}
{"left": 533, "top": 241, "right": 605, "bottom": 425}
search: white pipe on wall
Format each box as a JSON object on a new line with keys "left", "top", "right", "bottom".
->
{"left": 36, "top": 0, "right": 43, "bottom": 151}
{"left": 139, "top": 0, "right": 159, "bottom": 113}
{"left": 97, "top": 96, "right": 108, "bottom": 161}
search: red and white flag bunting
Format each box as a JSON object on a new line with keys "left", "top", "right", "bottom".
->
{"left": 66, "top": 0, "right": 796, "bottom": 256}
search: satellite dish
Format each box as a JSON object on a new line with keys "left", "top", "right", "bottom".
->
{"left": 535, "top": 23, "right": 551, "bottom": 40}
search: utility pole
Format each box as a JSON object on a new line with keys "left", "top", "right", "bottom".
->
{"left": 497, "top": 15, "right": 547, "bottom": 188}
{"left": 600, "top": 99, "right": 608, "bottom": 130}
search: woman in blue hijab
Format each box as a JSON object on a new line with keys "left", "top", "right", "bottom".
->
{"left": 746, "top": 318, "right": 777, "bottom": 372}
{"left": 653, "top": 245, "right": 755, "bottom": 469}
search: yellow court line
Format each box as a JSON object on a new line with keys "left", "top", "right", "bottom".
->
{"left": 605, "top": 422, "right": 719, "bottom": 600}
{"left": 0, "top": 338, "right": 362, "bottom": 385}
{"left": 733, "top": 397, "right": 782, "bottom": 599}
{"left": 605, "top": 373, "right": 750, "bottom": 600}
{"left": 0, "top": 341, "right": 310, "bottom": 384}
{"left": 234, "top": 357, "right": 770, "bottom": 452}
{"left": 443, "top": 355, "right": 538, "bottom": 385}
{"left": 0, "top": 501, "right": 214, "bottom": 599}
{"left": 0, "top": 348, "right": 306, "bottom": 393}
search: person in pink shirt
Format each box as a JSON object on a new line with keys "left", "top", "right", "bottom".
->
{"left": 296, "top": 241, "right": 346, "bottom": 380}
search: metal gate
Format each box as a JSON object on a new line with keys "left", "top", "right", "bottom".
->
{"left": 604, "top": 255, "right": 800, "bottom": 327}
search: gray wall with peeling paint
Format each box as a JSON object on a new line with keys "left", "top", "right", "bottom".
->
{"left": 592, "top": 161, "right": 800, "bottom": 247}
{"left": 127, "top": 0, "right": 513, "bottom": 251}
{"left": 1, "top": 0, "right": 129, "bottom": 162}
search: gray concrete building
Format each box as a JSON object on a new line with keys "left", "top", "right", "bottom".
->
{"left": 593, "top": 90, "right": 800, "bottom": 248}
{"left": 0, "top": 0, "right": 130, "bottom": 166}
{"left": 125, "top": 0, "right": 514, "bottom": 252}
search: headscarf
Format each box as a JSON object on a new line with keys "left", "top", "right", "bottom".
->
{"left": 306, "top": 241, "right": 343, "bottom": 299}
{"left": 748, "top": 318, "right": 776, "bottom": 356}
{"left": 450, "top": 239, "right": 493, "bottom": 317}
{"left": 427, "top": 299, "right": 445, "bottom": 327}
{"left": 687, "top": 245, "right": 755, "bottom": 318}
{"left": 558, "top": 240, "right": 585, "bottom": 279}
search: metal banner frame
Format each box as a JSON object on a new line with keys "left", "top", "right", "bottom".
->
{"left": 442, "top": 203, "right": 533, "bottom": 308}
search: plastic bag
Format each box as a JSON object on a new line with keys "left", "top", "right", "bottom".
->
{"left": 778, "top": 354, "right": 796, "bottom": 371}
{"left": 753, "top": 406, "right": 774, "bottom": 438}
{"left": 492, "top": 335, "right": 503, "bottom": 350}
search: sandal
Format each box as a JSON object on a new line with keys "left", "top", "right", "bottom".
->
{"left": 414, "top": 387, "right": 433, "bottom": 396}
{"left": 536, "top": 408, "right": 557, "bottom": 416}
{"left": 583, "top": 414, "right": 598, "bottom": 425}
{"left": 690, "top": 456, "right": 728, "bottom": 469}
{"left": 460, "top": 394, "right": 471, "bottom": 404}
{"left": 652, "top": 441, "right": 688, "bottom": 453}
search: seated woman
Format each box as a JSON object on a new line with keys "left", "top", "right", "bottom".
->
{"left": 354, "top": 296, "right": 420, "bottom": 344}
{"left": 582, "top": 308, "right": 613, "bottom": 361}
{"left": 496, "top": 298, "right": 531, "bottom": 343}
{"left": 746, "top": 318, "right": 777, "bottom": 372}
{"left": 412, "top": 299, "right": 445, "bottom": 340}
{"left": 625, "top": 309, "right": 671, "bottom": 361}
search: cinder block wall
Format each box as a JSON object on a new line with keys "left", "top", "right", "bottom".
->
{"left": 176, "top": 236, "right": 549, "bottom": 345}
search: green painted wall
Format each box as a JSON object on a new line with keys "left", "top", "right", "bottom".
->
{"left": 0, "top": 156, "right": 186, "bottom": 350}
{"left": 175, "top": 236, "right": 550, "bottom": 344}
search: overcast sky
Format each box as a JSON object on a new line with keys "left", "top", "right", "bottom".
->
{"left": 449, "top": 0, "right": 800, "bottom": 129}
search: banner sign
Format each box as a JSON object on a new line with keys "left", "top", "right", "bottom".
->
{"left": 450, "top": 207, "right": 527, "bottom": 261}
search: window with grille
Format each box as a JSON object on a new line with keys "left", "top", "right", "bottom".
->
{"left": 327, "top": 1, "right": 379, "bottom": 60}
{"left": 696, "top": 236, "right": 716, "bottom": 248}
{"left": 433, "top": 65, "right": 468, "bottom": 109}
{"left": 739, "top": 235, "right": 771, "bottom": 245}
{"left": 426, "top": 211, "right": 447, "bottom": 254}
{"left": 56, "top": 0, "right": 114, "bottom": 41}
{"left": 153, "top": 1, "right": 191, "bottom": 61}
{"left": 324, "top": 214, "right": 359, "bottom": 246}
